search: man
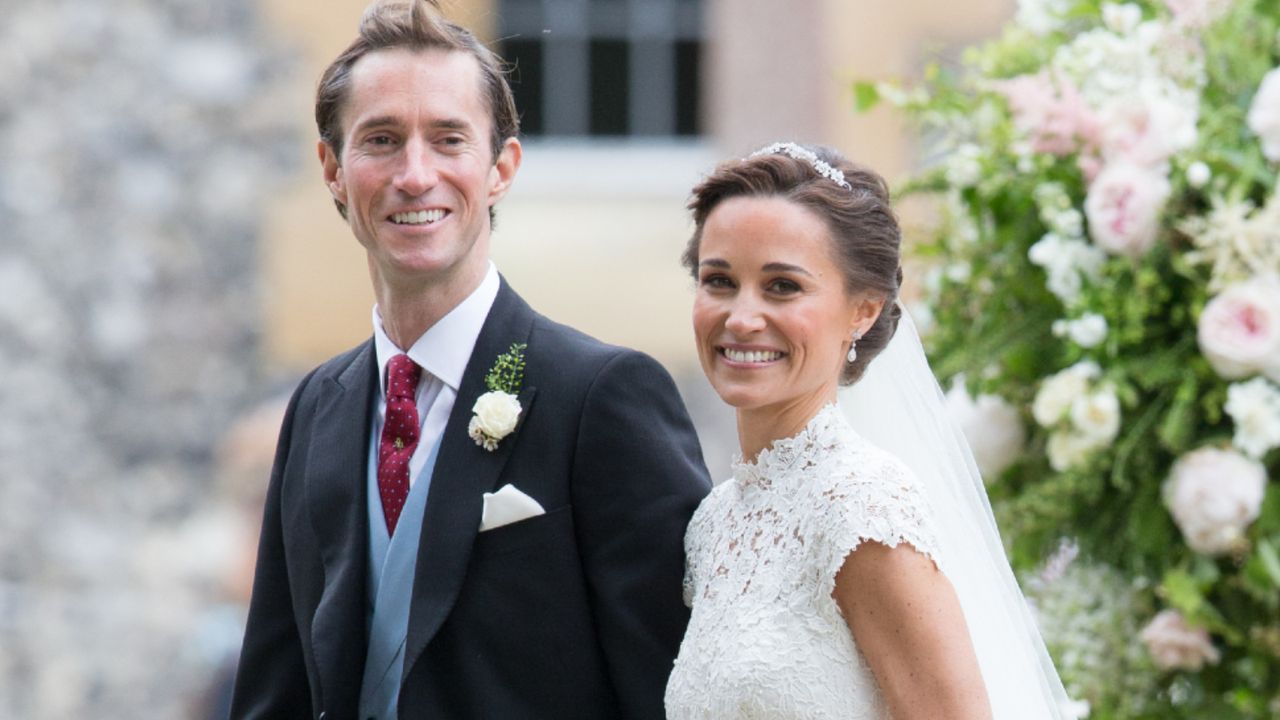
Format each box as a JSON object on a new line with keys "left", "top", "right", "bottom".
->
{"left": 230, "top": 2, "right": 711, "bottom": 718}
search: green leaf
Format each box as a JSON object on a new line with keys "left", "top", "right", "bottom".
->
{"left": 853, "top": 81, "right": 881, "bottom": 113}
{"left": 1256, "top": 538, "right": 1280, "bottom": 589}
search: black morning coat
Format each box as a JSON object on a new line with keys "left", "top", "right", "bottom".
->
{"left": 230, "top": 278, "right": 712, "bottom": 719}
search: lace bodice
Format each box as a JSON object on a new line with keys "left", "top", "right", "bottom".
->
{"left": 665, "top": 405, "right": 944, "bottom": 719}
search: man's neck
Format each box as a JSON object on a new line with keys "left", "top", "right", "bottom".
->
{"left": 372, "top": 259, "right": 488, "bottom": 350}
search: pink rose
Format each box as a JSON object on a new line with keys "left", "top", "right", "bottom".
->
{"left": 1197, "top": 275, "right": 1280, "bottom": 380}
{"left": 1084, "top": 161, "right": 1171, "bottom": 257}
{"left": 1098, "top": 91, "right": 1198, "bottom": 168}
{"left": 1163, "top": 447, "right": 1267, "bottom": 555}
{"left": 1247, "top": 67, "right": 1280, "bottom": 162}
{"left": 1140, "top": 609, "right": 1221, "bottom": 671}
{"left": 996, "top": 72, "right": 1101, "bottom": 157}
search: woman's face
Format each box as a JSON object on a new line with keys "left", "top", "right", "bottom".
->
{"left": 692, "top": 195, "right": 880, "bottom": 415}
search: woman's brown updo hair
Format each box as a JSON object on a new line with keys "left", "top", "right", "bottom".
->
{"left": 683, "top": 144, "right": 903, "bottom": 385}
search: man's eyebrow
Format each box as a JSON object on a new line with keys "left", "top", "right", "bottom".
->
{"left": 352, "top": 115, "right": 399, "bottom": 133}
{"left": 350, "top": 117, "right": 474, "bottom": 133}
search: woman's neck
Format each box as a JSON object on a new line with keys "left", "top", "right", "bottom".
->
{"left": 735, "top": 391, "right": 836, "bottom": 462}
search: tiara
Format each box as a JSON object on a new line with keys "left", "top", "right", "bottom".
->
{"left": 748, "top": 142, "right": 852, "bottom": 191}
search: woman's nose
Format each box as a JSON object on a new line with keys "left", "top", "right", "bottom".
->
{"left": 723, "top": 296, "right": 767, "bottom": 335}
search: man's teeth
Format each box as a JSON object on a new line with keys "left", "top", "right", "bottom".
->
{"left": 391, "top": 209, "right": 446, "bottom": 225}
{"left": 723, "top": 348, "right": 783, "bottom": 363}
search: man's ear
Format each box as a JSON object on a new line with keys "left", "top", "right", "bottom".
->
{"left": 318, "top": 140, "right": 346, "bottom": 206}
{"left": 487, "top": 137, "right": 523, "bottom": 205}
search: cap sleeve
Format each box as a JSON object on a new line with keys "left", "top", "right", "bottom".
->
{"left": 811, "top": 447, "right": 944, "bottom": 604}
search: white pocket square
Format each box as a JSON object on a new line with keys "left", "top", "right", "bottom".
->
{"left": 479, "top": 484, "right": 545, "bottom": 531}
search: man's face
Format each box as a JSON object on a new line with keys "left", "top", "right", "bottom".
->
{"left": 320, "top": 47, "right": 520, "bottom": 292}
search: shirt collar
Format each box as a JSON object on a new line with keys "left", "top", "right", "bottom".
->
{"left": 372, "top": 262, "right": 501, "bottom": 395}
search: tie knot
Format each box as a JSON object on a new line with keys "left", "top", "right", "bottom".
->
{"left": 386, "top": 353, "right": 422, "bottom": 401}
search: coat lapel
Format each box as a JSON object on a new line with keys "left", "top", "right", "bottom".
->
{"left": 402, "top": 279, "right": 538, "bottom": 679}
{"left": 305, "top": 341, "right": 376, "bottom": 713}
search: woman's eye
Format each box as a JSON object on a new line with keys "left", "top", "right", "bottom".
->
{"left": 767, "top": 278, "right": 801, "bottom": 294}
{"left": 699, "top": 274, "right": 733, "bottom": 289}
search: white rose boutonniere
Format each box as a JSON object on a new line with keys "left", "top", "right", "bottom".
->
{"left": 468, "top": 343, "right": 527, "bottom": 452}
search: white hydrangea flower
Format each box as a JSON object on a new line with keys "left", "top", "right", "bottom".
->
{"left": 1225, "top": 377, "right": 1280, "bottom": 458}
{"left": 1053, "top": 313, "right": 1109, "bottom": 348}
{"left": 1029, "top": 233, "right": 1108, "bottom": 304}
{"left": 945, "top": 143, "right": 984, "bottom": 187}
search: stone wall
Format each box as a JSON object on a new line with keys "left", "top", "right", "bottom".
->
{"left": 0, "top": 1, "right": 301, "bottom": 715}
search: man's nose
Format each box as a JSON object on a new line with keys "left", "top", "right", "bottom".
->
{"left": 395, "top": 139, "right": 439, "bottom": 195}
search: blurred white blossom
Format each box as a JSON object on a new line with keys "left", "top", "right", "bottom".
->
{"left": 1224, "top": 377, "right": 1280, "bottom": 458}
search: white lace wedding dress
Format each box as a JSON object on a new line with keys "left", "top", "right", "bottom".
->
{"left": 665, "top": 404, "right": 944, "bottom": 719}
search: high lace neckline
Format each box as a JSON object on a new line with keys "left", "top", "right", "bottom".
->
{"left": 731, "top": 404, "right": 847, "bottom": 488}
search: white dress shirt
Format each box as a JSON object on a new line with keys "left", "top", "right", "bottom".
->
{"left": 370, "top": 262, "right": 500, "bottom": 487}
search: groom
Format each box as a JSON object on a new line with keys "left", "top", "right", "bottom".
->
{"left": 230, "top": 1, "right": 710, "bottom": 718}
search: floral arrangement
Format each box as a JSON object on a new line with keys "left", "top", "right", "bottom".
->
{"left": 863, "top": 0, "right": 1280, "bottom": 715}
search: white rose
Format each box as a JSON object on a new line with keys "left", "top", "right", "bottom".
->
{"left": 1046, "top": 430, "right": 1096, "bottom": 471}
{"left": 1033, "top": 361, "right": 1101, "bottom": 427}
{"left": 470, "top": 391, "right": 521, "bottom": 439}
{"left": 1225, "top": 377, "right": 1280, "bottom": 459}
{"left": 1070, "top": 387, "right": 1121, "bottom": 444}
{"left": 1197, "top": 275, "right": 1280, "bottom": 380}
{"left": 1247, "top": 67, "right": 1280, "bottom": 162}
{"left": 1139, "top": 609, "right": 1221, "bottom": 671}
{"left": 1084, "top": 161, "right": 1171, "bottom": 257}
{"left": 1163, "top": 447, "right": 1267, "bottom": 555}
{"left": 945, "top": 380, "right": 1027, "bottom": 479}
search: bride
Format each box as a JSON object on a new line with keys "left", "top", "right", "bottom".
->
{"left": 665, "top": 143, "right": 1070, "bottom": 719}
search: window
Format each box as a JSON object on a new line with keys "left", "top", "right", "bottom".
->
{"left": 498, "top": 0, "right": 704, "bottom": 138}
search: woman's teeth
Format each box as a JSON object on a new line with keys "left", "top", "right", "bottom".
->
{"left": 723, "top": 348, "right": 783, "bottom": 363}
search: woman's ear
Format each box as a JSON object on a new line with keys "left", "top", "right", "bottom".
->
{"left": 850, "top": 295, "right": 887, "bottom": 338}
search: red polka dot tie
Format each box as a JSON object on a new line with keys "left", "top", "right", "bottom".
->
{"left": 378, "top": 353, "right": 422, "bottom": 535}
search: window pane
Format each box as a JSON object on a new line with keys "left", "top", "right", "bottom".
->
{"left": 674, "top": 40, "right": 700, "bottom": 136}
{"left": 589, "top": 40, "right": 629, "bottom": 136}
{"left": 501, "top": 39, "right": 544, "bottom": 136}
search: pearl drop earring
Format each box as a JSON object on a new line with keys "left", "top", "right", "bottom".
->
{"left": 847, "top": 331, "right": 862, "bottom": 363}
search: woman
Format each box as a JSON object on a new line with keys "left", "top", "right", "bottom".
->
{"left": 665, "top": 143, "right": 1069, "bottom": 719}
